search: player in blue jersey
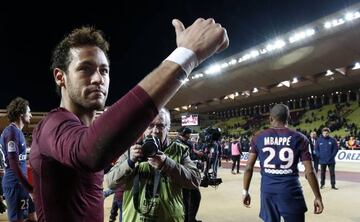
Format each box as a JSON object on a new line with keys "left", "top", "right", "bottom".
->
{"left": 242, "top": 104, "right": 323, "bottom": 222}
{"left": 0, "top": 97, "right": 37, "bottom": 222}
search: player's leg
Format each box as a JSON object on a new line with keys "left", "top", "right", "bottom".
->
{"left": 329, "top": 163, "right": 337, "bottom": 189}
{"left": 236, "top": 156, "right": 240, "bottom": 173}
{"left": 260, "top": 192, "right": 280, "bottom": 222}
{"left": 231, "top": 156, "right": 236, "bottom": 174}
{"left": 25, "top": 196, "right": 37, "bottom": 222}
{"left": 320, "top": 164, "right": 326, "bottom": 188}
{"left": 3, "top": 185, "right": 26, "bottom": 222}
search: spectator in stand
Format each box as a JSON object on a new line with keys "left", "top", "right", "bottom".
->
{"left": 347, "top": 136, "right": 357, "bottom": 150}
{"left": 315, "top": 127, "right": 339, "bottom": 190}
{"left": 339, "top": 137, "right": 347, "bottom": 150}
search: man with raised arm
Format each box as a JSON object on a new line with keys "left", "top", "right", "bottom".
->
{"left": 30, "top": 18, "right": 228, "bottom": 221}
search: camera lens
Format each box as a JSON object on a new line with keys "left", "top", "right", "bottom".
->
{"left": 140, "top": 136, "right": 160, "bottom": 160}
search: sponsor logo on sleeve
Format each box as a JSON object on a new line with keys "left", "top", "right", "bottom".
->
{"left": 7, "top": 141, "right": 16, "bottom": 152}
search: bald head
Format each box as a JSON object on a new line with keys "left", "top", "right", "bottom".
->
{"left": 270, "top": 104, "right": 290, "bottom": 124}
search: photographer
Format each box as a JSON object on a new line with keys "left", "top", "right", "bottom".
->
{"left": 176, "top": 127, "right": 202, "bottom": 222}
{"left": 106, "top": 109, "right": 201, "bottom": 222}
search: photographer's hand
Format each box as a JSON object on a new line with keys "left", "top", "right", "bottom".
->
{"left": 147, "top": 151, "right": 167, "bottom": 170}
{"left": 129, "top": 144, "right": 143, "bottom": 162}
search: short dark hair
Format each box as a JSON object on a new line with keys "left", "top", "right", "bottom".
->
{"left": 322, "top": 127, "right": 330, "bottom": 133}
{"left": 178, "top": 126, "right": 192, "bottom": 135}
{"left": 270, "top": 104, "right": 289, "bottom": 124}
{"left": 51, "top": 26, "right": 110, "bottom": 94}
{"left": 7, "top": 97, "right": 29, "bottom": 122}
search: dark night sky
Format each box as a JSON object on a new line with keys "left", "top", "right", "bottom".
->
{"left": 1, "top": 0, "right": 359, "bottom": 111}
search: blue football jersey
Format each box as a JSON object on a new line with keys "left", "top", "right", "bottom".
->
{"left": 250, "top": 127, "right": 311, "bottom": 193}
{"left": 0, "top": 123, "right": 28, "bottom": 187}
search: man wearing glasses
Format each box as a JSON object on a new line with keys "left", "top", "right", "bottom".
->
{"left": 106, "top": 108, "right": 201, "bottom": 222}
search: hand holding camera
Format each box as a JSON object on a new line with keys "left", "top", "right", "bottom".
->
{"left": 132, "top": 135, "right": 166, "bottom": 169}
{"left": 147, "top": 151, "right": 167, "bottom": 170}
{"left": 129, "top": 144, "right": 143, "bottom": 162}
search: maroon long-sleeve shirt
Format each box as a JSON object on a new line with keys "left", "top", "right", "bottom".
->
{"left": 30, "top": 85, "right": 157, "bottom": 222}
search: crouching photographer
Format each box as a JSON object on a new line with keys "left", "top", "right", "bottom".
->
{"left": 106, "top": 109, "right": 201, "bottom": 222}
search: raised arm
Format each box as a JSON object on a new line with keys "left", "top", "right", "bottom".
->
{"left": 36, "top": 18, "right": 229, "bottom": 172}
{"left": 139, "top": 18, "right": 229, "bottom": 109}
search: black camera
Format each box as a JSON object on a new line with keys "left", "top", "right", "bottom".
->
{"left": 199, "top": 127, "right": 223, "bottom": 188}
{"left": 137, "top": 135, "right": 161, "bottom": 162}
{"left": 200, "top": 174, "right": 222, "bottom": 188}
{"left": 203, "top": 127, "right": 222, "bottom": 144}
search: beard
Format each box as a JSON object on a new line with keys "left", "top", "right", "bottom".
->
{"left": 67, "top": 81, "right": 108, "bottom": 111}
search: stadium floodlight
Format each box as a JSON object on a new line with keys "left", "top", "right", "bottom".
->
{"left": 292, "top": 77, "right": 299, "bottom": 84}
{"left": 282, "top": 80, "right": 290, "bottom": 87}
{"left": 274, "top": 40, "right": 286, "bottom": 49}
{"left": 205, "top": 64, "right": 221, "bottom": 75}
{"left": 277, "top": 80, "right": 290, "bottom": 87}
{"left": 345, "top": 11, "right": 360, "bottom": 21}
{"left": 191, "top": 73, "right": 204, "bottom": 80}
{"left": 242, "top": 53, "right": 251, "bottom": 61}
{"left": 250, "top": 50, "right": 260, "bottom": 58}
{"left": 345, "top": 12, "right": 355, "bottom": 21}
{"left": 324, "top": 21, "right": 332, "bottom": 29}
{"left": 228, "top": 59, "right": 237, "bottom": 65}
{"left": 325, "top": 70, "right": 334, "bottom": 76}
{"left": 221, "top": 62, "right": 229, "bottom": 69}
{"left": 259, "top": 48, "right": 268, "bottom": 54}
{"left": 252, "top": 87, "right": 259, "bottom": 93}
{"left": 289, "top": 29, "right": 314, "bottom": 43}
{"left": 181, "top": 78, "right": 189, "bottom": 85}
{"left": 266, "top": 39, "right": 286, "bottom": 52}
{"left": 352, "top": 62, "right": 360, "bottom": 70}
{"left": 241, "top": 90, "right": 250, "bottom": 97}
{"left": 332, "top": 18, "right": 345, "bottom": 27}
{"left": 306, "top": 29, "right": 315, "bottom": 36}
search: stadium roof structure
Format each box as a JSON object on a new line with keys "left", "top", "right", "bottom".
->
{"left": 166, "top": 2, "right": 360, "bottom": 114}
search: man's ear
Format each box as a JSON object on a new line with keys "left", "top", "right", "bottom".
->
{"left": 54, "top": 68, "right": 65, "bottom": 88}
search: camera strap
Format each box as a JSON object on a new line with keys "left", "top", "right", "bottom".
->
{"left": 133, "top": 168, "right": 161, "bottom": 215}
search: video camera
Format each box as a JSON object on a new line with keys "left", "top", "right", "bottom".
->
{"left": 203, "top": 127, "right": 222, "bottom": 144}
{"left": 137, "top": 135, "right": 161, "bottom": 162}
{"left": 199, "top": 127, "right": 222, "bottom": 188}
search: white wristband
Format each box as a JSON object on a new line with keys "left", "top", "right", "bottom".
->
{"left": 165, "top": 47, "right": 198, "bottom": 77}
{"left": 242, "top": 189, "right": 249, "bottom": 196}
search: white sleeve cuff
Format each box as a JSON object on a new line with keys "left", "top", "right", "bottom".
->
{"left": 165, "top": 47, "right": 198, "bottom": 77}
